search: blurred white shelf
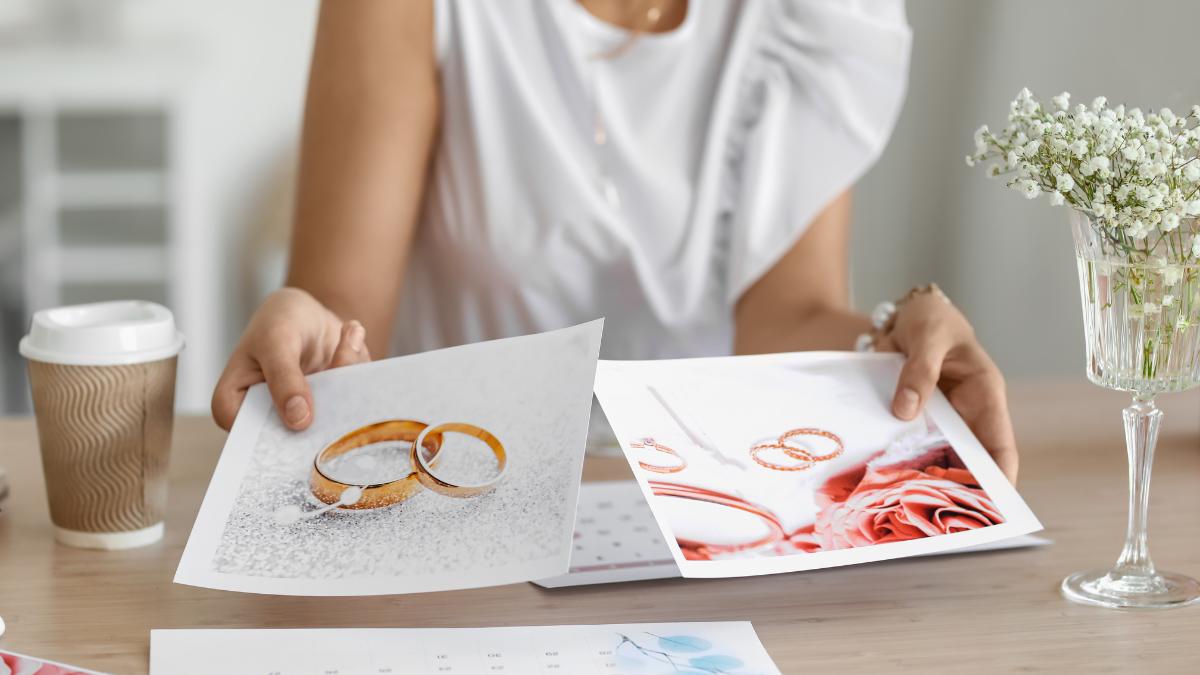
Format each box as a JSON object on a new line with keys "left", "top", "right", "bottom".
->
{"left": 45, "top": 170, "right": 167, "bottom": 208}
{"left": 54, "top": 245, "right": 167, "bottom": 283}
{"left": 0, "top": 39, "right": 212, "bottom": 415}
{"left": 0, "top": 43, "right": 195, "bottom": 107}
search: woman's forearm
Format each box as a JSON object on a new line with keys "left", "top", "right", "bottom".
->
{"left": 734, "top": 306, "right": 869, "bottom": 354}
{"left": 733, "top": 190, "right": 865, "bottom": 354}
{"left": 285, "top": 0, "right": 439, "bottom": 356}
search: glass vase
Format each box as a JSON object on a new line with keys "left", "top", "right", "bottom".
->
{"left": 1062, "top": 211, "right": 1200, "bottom": 609}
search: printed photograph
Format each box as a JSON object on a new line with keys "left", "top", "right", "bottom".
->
{"left": 594, "top": 353, "right": 1040, "bottom": 577}
{"left": 642, "top": 420, "right": 1003, "bottom": 561}
{"left": 176, "top": 322, "right": 602, "bottom": 595}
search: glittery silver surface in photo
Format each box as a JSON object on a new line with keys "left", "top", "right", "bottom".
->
{"left": 176, "top": 321, "right": 603, "bottom": 595}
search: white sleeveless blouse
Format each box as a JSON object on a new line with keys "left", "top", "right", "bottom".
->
{"left": 394, "top": 0, "right": 911, "bottom": 360}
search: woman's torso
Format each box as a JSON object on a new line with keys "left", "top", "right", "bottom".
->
{"left": 394, "top": 0, "right": 911, "bottom": 360}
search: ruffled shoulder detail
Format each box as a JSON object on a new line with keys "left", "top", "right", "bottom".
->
{"left": 721, "top": 0, "right": 912, "bottom": 302}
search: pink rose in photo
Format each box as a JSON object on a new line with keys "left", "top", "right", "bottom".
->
{"left": 1, "top": 652, "right": 88, "bottom": 675}
{"left": 811, "top": 459, "right": 1004, "bottom": 551}
{"left": 778, "top": 445, "right": 1005, "bottom": 553}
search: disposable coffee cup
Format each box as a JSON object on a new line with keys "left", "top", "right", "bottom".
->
{"left": 19, "top": 301, "right": 184, "bottom": 550}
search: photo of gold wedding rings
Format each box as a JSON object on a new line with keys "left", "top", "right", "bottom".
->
{"left": 309, "top": 419, "right": 506, "bottom": 511}
{"left": 629, "top": 427, "right": 844, "bottom": 475}
{"left": 749, "top": 428, "right": 844, "bottom": 472}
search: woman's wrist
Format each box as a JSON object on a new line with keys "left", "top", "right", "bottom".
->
{"left": 855, "top": 284, "right": 952, "bottom": 352}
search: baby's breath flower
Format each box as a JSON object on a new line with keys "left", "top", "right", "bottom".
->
{"left": 1056, "top": 173, "right": 1075, "bottom": 193}
{"left": 969, "top": 88, "right": 1200, "bottom": 264}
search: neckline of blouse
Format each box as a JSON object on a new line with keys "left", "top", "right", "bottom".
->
{"left": 563, "top": 0, "right": 700, "bottom": 50}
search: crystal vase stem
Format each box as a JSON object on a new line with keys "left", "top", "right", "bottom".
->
{"left": 1113, "top": 396, "right": 1160, "bottom": 580}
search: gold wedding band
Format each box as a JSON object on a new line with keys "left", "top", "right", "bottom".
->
{"left": 749, "top": 441, "right": 816, "bottom": 472}
{"left": 412, "top": 422, "right": 507, "bottom": 498}
{"left": 309, "top": 419, "right": 443, "bottom": 510}
{"left": 778, "top": 428, "right": 844, "bottom": 462}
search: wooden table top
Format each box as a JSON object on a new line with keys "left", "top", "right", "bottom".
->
{"left": 0, "top": 381, "right": 1198, "bottom": 674}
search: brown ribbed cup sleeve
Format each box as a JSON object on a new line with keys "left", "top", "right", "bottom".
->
{"left": 27, "top": 357, "right": 177, "bottom": 533}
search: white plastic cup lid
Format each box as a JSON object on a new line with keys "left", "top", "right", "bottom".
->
{"left": 19, "top": 300, "right": 185, "bottom": 366}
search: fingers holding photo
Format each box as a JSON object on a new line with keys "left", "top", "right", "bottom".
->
{"left": 876, "top": 289, "right": 1019, "bottom": 484}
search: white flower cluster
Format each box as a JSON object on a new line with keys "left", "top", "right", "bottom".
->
{"left": 968, "top": 88, "right": 1200, "bottom": 263}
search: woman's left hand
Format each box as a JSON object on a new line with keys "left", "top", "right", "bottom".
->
{"left": 874, "top": 291, "right": 1019, "bottom": 484}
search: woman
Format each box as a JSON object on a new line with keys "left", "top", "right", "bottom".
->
{"left": 212, "top": 0, "right": 1018, "bottom": 482}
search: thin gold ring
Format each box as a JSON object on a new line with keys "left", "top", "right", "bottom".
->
{"left": 309, "top": 419, "right": 443, "bottom": 510}
{"left": 631, "top": 437, "right": 687, "bottom": 474}
{"left": 778, "top": 428, "right": 844, "bottom": 462}
{"left": 412, "top": 422, "right": 507, "bottom": 498}
{"left": 749, "top": 441, "right": 817, "bottom": 472}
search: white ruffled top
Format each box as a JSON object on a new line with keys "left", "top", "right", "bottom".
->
{"left": 395, "top": 0, "right": 911, "bottom": 359}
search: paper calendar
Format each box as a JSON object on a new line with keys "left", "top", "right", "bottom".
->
{"left": 149, "top": 623, "right": 781, "bottom": 675}
{"left": 535, "top": 481, "right": 677, "bottom": 588}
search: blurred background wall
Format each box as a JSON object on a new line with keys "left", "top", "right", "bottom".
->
{"left": 0, "top": 0, "right": 1197, "bottom": 414}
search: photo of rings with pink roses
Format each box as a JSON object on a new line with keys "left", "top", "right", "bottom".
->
{"left": 593, "top": 353, "right": 1042, "bottom": 578}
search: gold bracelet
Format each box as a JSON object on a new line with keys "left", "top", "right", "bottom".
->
{"left": 309, "top": 419, "right": 444, "bottom": 510}
{"left": 412, "top": 422, "right": 507, "bottom": 498}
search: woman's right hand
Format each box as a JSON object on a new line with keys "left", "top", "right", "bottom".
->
{"left": 211, "top": 288, "right": 372, "bottom": 432}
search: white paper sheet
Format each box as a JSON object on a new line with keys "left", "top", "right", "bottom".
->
{"left": 175, "top": 321, "right": 603, "bottom": 596}
{"left": 593, "top": 353, "right": 1044, "bottom": 579}
{"left": 534, "top": 481, "right": 678, "bottom": 588}
{"left": 149, "top": 623, "right": 780, "bottom": 675}
{"left": 535, "top": 481, "right": 1050, "bottom": 588}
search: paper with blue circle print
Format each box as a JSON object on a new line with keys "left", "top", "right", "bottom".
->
{"left": 603, "top": 622, "right": 780, "bottom": 675}
{"left": 612, "top": 628, "right": 778, "bottom": 674}
{"left": 149, "top": 622, "right": 780, "bottom": 674}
